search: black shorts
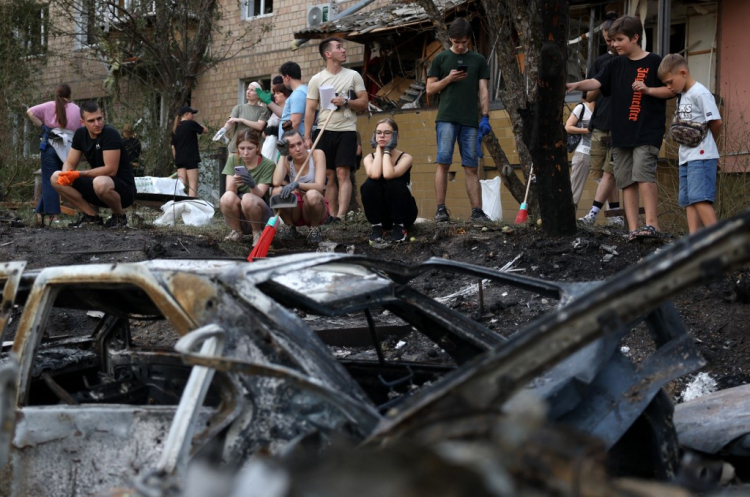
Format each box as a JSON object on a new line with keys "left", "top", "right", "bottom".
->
{"left": 73, "top": 176, "right": 136, "bottom": 209}
{"left": 176, "top": 162, "right": 200, "bottom": 171}
{"left": 312, "top": 130, "right": 358, "bottom": 171}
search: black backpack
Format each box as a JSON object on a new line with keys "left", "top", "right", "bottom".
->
{"left": 566, "top": 104, "right": 585, "bottom": 153}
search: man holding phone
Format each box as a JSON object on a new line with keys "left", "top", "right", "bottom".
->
{"left": 426, "top": 17, "right": 491, "bottom": 223}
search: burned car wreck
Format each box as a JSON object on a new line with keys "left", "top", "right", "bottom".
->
{"left": 2, "top": 210, "right": 750, "bottom": 496}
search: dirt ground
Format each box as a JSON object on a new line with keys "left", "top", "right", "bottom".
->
{"left": 2, "top": 207, "right": 750, "bottom": 402}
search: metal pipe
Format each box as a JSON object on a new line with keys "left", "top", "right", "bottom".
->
{"left": 365, "top": 308, "right": 386, "bottom": 365}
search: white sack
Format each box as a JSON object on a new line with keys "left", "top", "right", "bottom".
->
{"left": 154, "top": 199, "right": 215, "bottom": 227}
{"left": 480, "top": 176, "right": 502, "bottom": 221}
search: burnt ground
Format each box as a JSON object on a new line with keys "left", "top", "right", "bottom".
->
{"left": 2, "top": 208, "right": 750, "bottom": 402}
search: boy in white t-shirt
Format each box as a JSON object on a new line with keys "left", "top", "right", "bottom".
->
{"left": 658, "top": 54, "right": 723, "bottom": 234}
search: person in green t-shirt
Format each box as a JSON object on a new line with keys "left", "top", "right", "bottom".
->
{"left": 426, "top": 17, "right": 492, "bottom": 223}
{"left": 220, "top": 129, "right": 275, "bottom": 246}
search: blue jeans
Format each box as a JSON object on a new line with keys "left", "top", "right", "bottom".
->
{"left": 35, "top": 145, "right": 63, "bottom": 215}
{"left": 679, "top": 159, "right": 717, "bottom": 207}
{"left": 435, "top": 122, "right": 478, "bottom": 167}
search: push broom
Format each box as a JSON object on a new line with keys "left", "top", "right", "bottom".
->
{"left": 248, "top": 110, "right": 335, "bottom": 261}
{"left": 514, "top": 164, "right": 534, "bottom": 224}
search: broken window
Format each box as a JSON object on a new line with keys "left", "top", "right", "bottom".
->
{"left": 20, "top": 282, "right": 224, "bottom": 407}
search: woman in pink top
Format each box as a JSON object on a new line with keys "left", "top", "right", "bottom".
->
{"left": 26, "top": 84, "right": 81, "bottom": 225}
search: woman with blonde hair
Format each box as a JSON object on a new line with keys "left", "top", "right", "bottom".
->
{"left": 218, "top": 81, "right": 271, "bottom": 160}
{"left": 26, "top": 83, "right": 82, "bottom": 224}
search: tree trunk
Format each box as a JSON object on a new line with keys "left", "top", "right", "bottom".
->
{"left": 531, "top": 0, "right": 576, "bottom": 235}
{"left": 480, "top": 0, "right": 541, "bottom": 218}
{"left": 413, "top": 0, "right": 451, "bottom": 49}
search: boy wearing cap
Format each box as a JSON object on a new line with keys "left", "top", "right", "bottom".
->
{"left": 172, "top": 105, "right": 208, "bottom": 197}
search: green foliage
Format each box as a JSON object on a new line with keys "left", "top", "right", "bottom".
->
{"left": 43, "top": 0, "right": 270, "bottom": 179}
{"left": 0, "top": 0, "right": 51, "bottom": 200}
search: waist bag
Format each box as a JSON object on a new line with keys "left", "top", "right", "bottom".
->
{"left": 670, "top": 95, "right": 708, "bottom": 147}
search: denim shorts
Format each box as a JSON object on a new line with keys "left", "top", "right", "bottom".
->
{"left": 679, "top": 159, "right": 717, "bottom": 207}
{"left": 435, "top": 122, "right": 478, "bottom": 168}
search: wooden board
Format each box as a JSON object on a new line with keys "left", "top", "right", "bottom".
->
{"left": 376, "top": 76, "right": 416, "bottom": 102}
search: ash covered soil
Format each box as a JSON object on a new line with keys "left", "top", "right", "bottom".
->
{"left": 2, "top": 214, "right": 750, "bottom": 401}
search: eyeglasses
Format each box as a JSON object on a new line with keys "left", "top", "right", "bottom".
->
{"left": 375, "top": 131, "right": 393, "bottom": 136}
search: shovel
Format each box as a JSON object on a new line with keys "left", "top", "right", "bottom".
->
{"left": 268, "top": 109, "right": 335, "bottom": 209}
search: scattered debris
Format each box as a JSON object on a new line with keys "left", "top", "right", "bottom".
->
{"left": 680, "top": 372, "right": 719, "bottom": 402}
{"left": 3, "top": 210, "right": 750, "bottom": 495}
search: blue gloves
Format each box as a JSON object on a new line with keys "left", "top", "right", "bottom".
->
{"left": 280, "top": 181, "right": 299, "bottom": 199}
{"left": 239, "top": 171, "right": 256, "bottom": 189}
{"left": 477, "top": 116, "right": 492, "bottom": 158}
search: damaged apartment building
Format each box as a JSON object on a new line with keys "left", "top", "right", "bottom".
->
{"left": 18, "top": 0, "right": 748, "bottom": 224}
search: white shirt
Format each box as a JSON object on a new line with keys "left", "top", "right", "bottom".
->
{"left": 677, "top": 82, "right": 720, "bottom": 164}
{"left": 573, "top": 103, "right": 593, "bottom": 155}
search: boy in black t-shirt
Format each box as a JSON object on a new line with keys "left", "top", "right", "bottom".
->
{"left": 567, "top": 15, "right": 673, "bottom": 240}
{"left": 52, "top": 101, "right": 136, "bottom": 228}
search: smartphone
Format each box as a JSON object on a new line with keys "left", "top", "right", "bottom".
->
{"left": 234, "top": 165, "right": 247, "bottom": 175}
{"left": 457, "top": 64, "right": 468, "bottom": 73}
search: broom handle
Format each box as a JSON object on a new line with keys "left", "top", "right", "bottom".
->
{"left": 292, "top": 109, "right": 335, "bottom": 183}
{"left": 522, "top": 164, "right": 534, "bottom": 204}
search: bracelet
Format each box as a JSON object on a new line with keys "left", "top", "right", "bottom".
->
{"left": 383, "top": 151, "right": 391, "bottom": 155}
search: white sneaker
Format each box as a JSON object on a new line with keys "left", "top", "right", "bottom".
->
{"left": 224, "top": 229, "right": 242, "bottom": 242}
{"left": 577, "top": 211, "right": 597, "bottom": 225}
{"left": 252, "top": 231, "right": 261, "bottom": 247}
{"left": 608, "top": 216, "right": 625, "bottom": 228}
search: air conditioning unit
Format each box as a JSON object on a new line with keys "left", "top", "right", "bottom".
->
{"left": 307, "top": 3, "right": 336, "bottom": 28}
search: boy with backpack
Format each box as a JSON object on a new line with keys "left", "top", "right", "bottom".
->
{"left": 658, "top": 53, "right": 722, "bottom": 234}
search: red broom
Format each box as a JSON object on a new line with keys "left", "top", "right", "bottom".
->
{"left": 247, "top": 111, "right": 335, "bottom": 262}
{"left": 514, "top": 165, "right": 534, "bottom": 224}
{"left": 247, "top": 215, "right": 280, "bottom": 261}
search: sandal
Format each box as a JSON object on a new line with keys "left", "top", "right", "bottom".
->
{"left": 628, "top": 224, "right": 659, "bottom": 241}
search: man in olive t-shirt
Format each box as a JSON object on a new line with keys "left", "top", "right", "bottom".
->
{"left": 426, "top": 17, "right": 491, "bottom": 223}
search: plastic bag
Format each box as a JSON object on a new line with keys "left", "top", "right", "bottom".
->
{"left": 153, "top": 199, "right": 215, "bottom": 227}
{"left": 480, "top": 176, "right": 502, "bottom": 221}
{"left": 261, "top": 135, "right": 279, "bottom": 162}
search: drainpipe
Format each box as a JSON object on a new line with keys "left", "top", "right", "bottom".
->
{"left": 291, "top": 0, "right": 377, "bottom": 51}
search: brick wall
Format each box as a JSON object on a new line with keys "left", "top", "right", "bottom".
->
{"left": 190, "top": 0, "right": 385, "bottom": 129}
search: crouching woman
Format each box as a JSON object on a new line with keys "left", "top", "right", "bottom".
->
{"left": 272, "top": 130, "right": 329, "bottom": 245}
{"left": 220, "top": 129, "right": 276, "bottom": 245}
{"left": 362, "top": 118, "right": 418, "bottom": 243}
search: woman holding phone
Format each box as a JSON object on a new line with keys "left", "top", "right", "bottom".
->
{"left": 220, "top": 129, "right": 276, "bottom": 245}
